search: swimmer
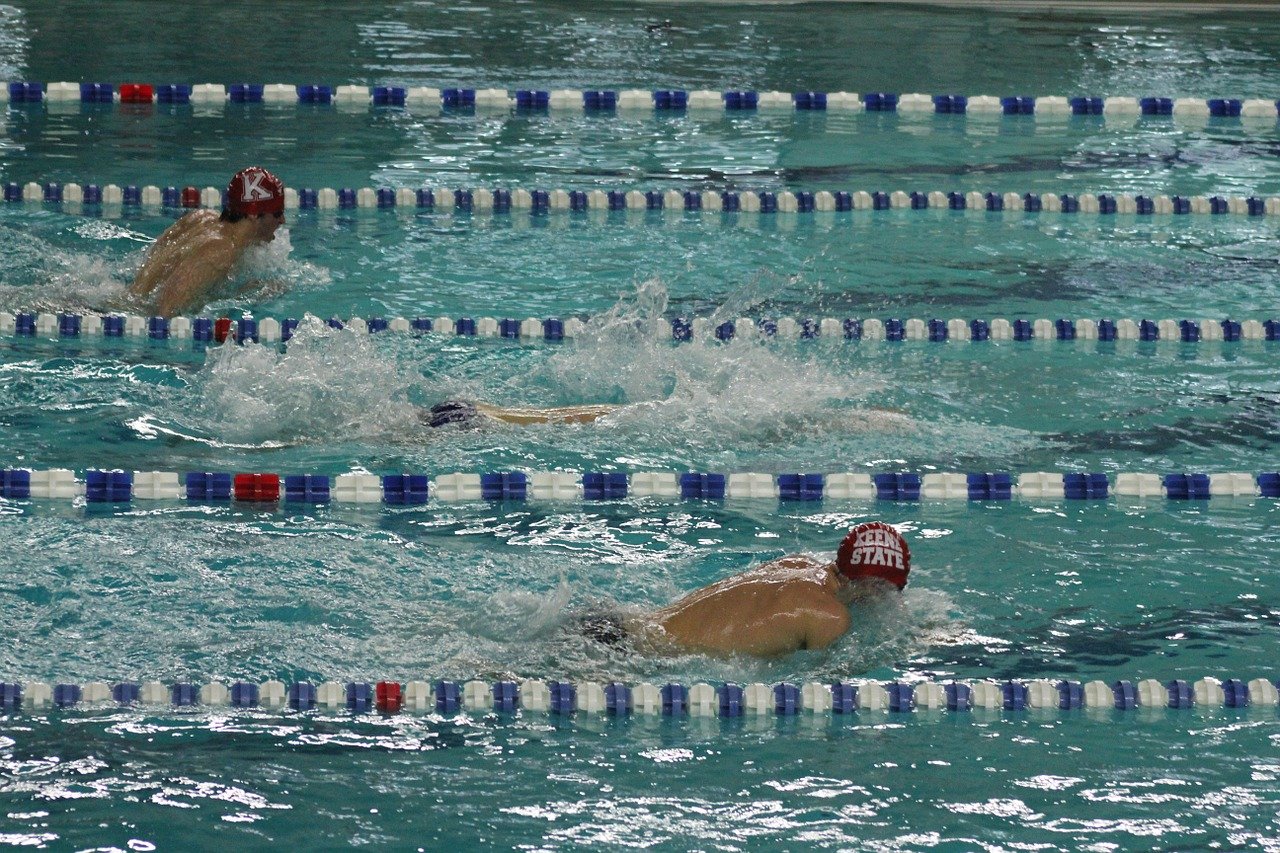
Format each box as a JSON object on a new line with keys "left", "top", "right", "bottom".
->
{"left": 580, "top": 522, "right": 911, "bottom": 658}
{"left": 128, "top": 166, "right": 286, "bottom": 317}
{"left": 419, "top": 400, "right": 617, "bottom": 429}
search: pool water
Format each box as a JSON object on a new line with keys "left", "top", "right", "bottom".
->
{"left": 2, "top": 1, "right": 1280, "bottom": 849}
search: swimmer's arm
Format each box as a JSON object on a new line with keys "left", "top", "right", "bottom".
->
{"left": 474, "top": 403, "right": 617, "bottom": 425}
{"left": 128, "top": 264, "right": 162, "bottom": 302}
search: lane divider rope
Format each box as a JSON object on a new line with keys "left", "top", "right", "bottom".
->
{"left": 0, "top": 676, "right": 1273, "bottom": 716}
{"left": 1, "top": 469, "right": 1275, "bottom": 503}
{"left": 6, "top": 81, "right": 1279, "bottom": 120}
{"left": 7, "top": 181, "right": 1280, "bottom": 217}
{"left": 4, "top": 313, "right": 1280, "bottom": 344}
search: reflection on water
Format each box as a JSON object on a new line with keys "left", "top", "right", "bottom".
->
{"left": 4, "top": 0, "right": 1280, "bottom": 848}
{"left": 3, "top": 710, "right": 1278, "bottom": 849}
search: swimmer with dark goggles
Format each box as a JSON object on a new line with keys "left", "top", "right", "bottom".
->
{"left": 420, "top": 400, "right": 616, "bottom": 429}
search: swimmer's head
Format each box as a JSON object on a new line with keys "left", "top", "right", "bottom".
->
{"left": 835, "top": 521, "right": 910, "bottom": 590}
{"left": 224, "top": 166, "right": 285, "bottom": 219}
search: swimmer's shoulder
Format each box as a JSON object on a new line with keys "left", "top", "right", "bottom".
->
{"left": 171, "top": 208, "right": 220, "bottom": 231}
{"left": 761, "top": 554, "right": 827, "bottom": 572}
{"left": 773, "top": 575, "right": 847, "bottom": 622}
{"left": 152, "top": 208, "right": 222, "bottom": 246}
{"left": 747, "top": 554, "right": 830, "bottom": 583}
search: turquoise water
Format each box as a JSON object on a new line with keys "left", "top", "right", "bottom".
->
{"left": 3, "top": 1, "right": 1280, "bottom": 849}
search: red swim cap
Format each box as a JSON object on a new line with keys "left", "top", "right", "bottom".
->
{"left": 836, "top": 522, "right": 911, "bottom": 589}
{"left": 225, "top": 166, "right": 285, "bottom": 217}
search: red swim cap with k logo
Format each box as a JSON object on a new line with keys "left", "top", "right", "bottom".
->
{"left": 225, "top": 166, "right": 285, "bottom": 217}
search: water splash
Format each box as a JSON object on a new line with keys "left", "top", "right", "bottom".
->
{"left": 537, "top": 277, "right": 903, "bottom": 440}
{"left": 162, "top": 278, "right": 1039, "bottom": 466}
{"left": 220, "top": 228, "right": 332, "bottom": 305}
{"left": 0, "top": 223, "right": 134, "bottom": 312}
{"left": 465, "top": 570, "right": 967, "bottom": 685}
{"left": 184, "top": 316, "right": 417, "bottom": 445}
{"left": 0, "top": 220, "right": 328, "bottom": 315}
{"left": 464, "top": 574, "right": 575, "bottom": 643}
{"left": 132, "top": 226, "right": 331, "bottom": 314}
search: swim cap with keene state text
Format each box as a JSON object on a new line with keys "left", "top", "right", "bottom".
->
{"left": 225, "top": 167, "right": 285, "bottom": 217}
{"left": 836, "top": 521, "right": 911, "bottom": 589}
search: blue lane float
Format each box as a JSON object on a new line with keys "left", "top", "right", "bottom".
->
{"left": 2, "top": 312, "right": 1279, "bottom": 345}
{"left": 5, "top": 179, "right": 1280, "bottom": 219}
{"left": 0, "top": 467, "right": 1275, "bottom": 504}
{"left": 0, "top": 676, "right": 1274, "bottom": 717}
{"left": 8, "top": 81, "right": 1278, "bottom": 121}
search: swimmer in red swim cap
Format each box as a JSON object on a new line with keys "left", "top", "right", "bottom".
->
{"left": 606, "top": 521, "right": 911, "bottom": 658}
{"left": 128, "top": 167, "right": 287, "bottom": 316}
{"left": 834, "top": 520, "right": 911, "bottom": 590}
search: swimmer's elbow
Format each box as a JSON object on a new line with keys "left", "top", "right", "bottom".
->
{"left": 128, "top": 265, "right": 159, "bottom": 300}
{"left": 150, "top": 287, "right": 189, "bottom": 319}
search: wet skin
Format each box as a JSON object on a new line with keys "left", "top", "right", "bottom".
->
{"left": 632, "top": 555, "right": 875, "bottom": 658}
{"left": 128, "top": 209, "right": 284, "bottom": 317}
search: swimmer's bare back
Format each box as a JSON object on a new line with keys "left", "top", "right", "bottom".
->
{"left": 128, "top": 210, "right": 255, "bottom": 317}
{"left": 474, "top": 403, "right": 616, "bottom": 426}
{"left": 632, "top": 556, "right": 852, "bottom": 658}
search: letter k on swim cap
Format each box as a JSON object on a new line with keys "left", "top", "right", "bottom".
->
{"left": 836, "top": 521, "right": 911, "bottom": 589}
{"left": 226, "top": 166, "right": 285, "bottom": 217}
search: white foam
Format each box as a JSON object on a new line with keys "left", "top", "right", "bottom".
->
{"left": 0, "top": 222, "right": 326, "bottom": 316}
{"left": 0, "top": 224, "right": 133, "bottom": 313}
{"left": 224, "top": 228, "right": 331, "bottom": 304}
{"left": 160, "top": 278, "right": 1040, "bottom": 463}
{"left": 186, "top": 317, "right": 417, "bottom": 444}
{"left": 537, "top": 278, "right": 897, "bottom": 444}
